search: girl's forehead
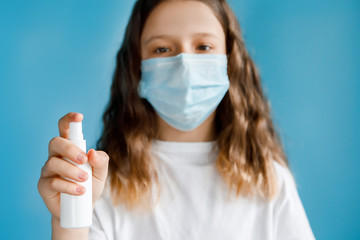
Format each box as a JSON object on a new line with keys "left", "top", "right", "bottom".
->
{"left": 141, "top": 1, "right": 225, "bottom": 43}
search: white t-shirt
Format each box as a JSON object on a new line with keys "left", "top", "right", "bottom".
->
{"left": 89, "top": 140, "right": 315, "bottom": 240}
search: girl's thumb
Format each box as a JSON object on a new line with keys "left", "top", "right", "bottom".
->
{"left": 87, "top": 149, "right": 109, "bottom": 182}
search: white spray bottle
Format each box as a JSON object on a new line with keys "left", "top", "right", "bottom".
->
{"left": 60, "top": 122, "right": 92, "bottom": 228}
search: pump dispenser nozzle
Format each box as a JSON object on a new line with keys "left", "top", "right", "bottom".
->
{"left": 69, "top": 122, "right": 83, "bottom": 140}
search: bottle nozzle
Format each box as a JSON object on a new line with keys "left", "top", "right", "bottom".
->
{"left": 69, "top": 122, "right": 83, "bottom": 140}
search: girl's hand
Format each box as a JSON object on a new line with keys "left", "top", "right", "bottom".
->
{"left": 37, "top": 112, "right": 110, "bottom": 222}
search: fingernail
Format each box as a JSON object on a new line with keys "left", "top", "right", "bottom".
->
{"left": 76, "top": 186, "right": 85, "bottom": 193}
{"left": 78, "top": 172, "right": 88, "bottom": 180}
{"left": 76, "top": 152, "right": 87, "bottom": 163}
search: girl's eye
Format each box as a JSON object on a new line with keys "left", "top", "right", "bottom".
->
{"left": 154, "top": 47, "right": 170, "bottom": 53}
{"left": 197, "top": 45, "right": 212, "bottom": 51}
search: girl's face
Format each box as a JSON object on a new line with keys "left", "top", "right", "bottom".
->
{"left": 141, "top": 1, "right": 226, "bottom": 60}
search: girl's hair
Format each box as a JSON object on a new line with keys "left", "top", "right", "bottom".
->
{"left": 97, "top": 0, "right": 289, "bottom": 209}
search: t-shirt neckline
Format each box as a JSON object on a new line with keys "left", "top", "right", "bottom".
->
{"left": 151, "top": 139, "right": 218, "bottom": 154}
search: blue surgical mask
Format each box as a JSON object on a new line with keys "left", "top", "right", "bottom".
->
{"left": 138, "top": 53, "right": 230, "bottom": 131}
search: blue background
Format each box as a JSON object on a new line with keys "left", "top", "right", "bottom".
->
{"left": 1, "top": 0, "right": 359, "bottom": 239}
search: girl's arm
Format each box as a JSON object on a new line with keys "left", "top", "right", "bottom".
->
{"left": 52, "top": 217, "right": 89, "bottom": 240}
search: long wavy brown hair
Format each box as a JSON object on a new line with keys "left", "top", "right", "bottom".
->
{"left": 97, "top": 0, "right": 289, "bottom": 210}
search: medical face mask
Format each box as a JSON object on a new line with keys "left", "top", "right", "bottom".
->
{"left": 138, "top": 53, "right": 230, "bottom": 131}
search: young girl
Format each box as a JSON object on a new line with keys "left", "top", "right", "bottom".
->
{"left": 38, "top": 0, "right": 315, "bottom": 239}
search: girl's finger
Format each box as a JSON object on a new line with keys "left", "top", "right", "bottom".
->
{"left": 41, "top": 156, "right": 89, "bottom": 182}
{"left": 48, "top": 136, "right": 88, "bottom": 164}
{"left": 44, "top": 177, "right": 86, "bottom": 196}
{"left": 58, "top": 112, "right": 83, "bottom": 138}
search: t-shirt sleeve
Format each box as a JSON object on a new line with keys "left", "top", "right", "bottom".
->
{"left": 89, "top": 209, "right": 107, "bottom": 240}
{"left": 273, "top": 162, "right": 316, "bottom": 240}
{"left": 89, "top": 182, "right": 116, "bottom": 240}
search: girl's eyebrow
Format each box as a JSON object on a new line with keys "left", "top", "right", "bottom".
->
{"left": 192, "top": 32, "right": 220, "bottom": 39}
{"left": 144, "top": 32, "right": 220, "bottom": 45}
{"left": 144, "top": 34, "right": 171, "bottom": 45}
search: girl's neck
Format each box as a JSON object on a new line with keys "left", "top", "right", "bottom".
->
{"left": 155, "top": 112, "right": 216, "bottom": 142}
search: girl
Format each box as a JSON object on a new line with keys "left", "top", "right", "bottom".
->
{"left": 38, "top": 0, "right": 315, "bottom": 239}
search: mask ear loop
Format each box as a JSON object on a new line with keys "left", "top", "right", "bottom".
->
{"left": 225, "top": 53, "right": 231, "bottom": 84}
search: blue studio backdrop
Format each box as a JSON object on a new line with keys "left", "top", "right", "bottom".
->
{"left": 0, "top": 0, "right": 359, "bottom": 239}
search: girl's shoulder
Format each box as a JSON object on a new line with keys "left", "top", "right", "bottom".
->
{"left": 272, "top": 160, "right": 304, "bottom": 207}
{"left": 273, "top": 160, "right": 297, "bottom": 189}
{"left": 271, "top": 162, "right": 315, "bottom": 239}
